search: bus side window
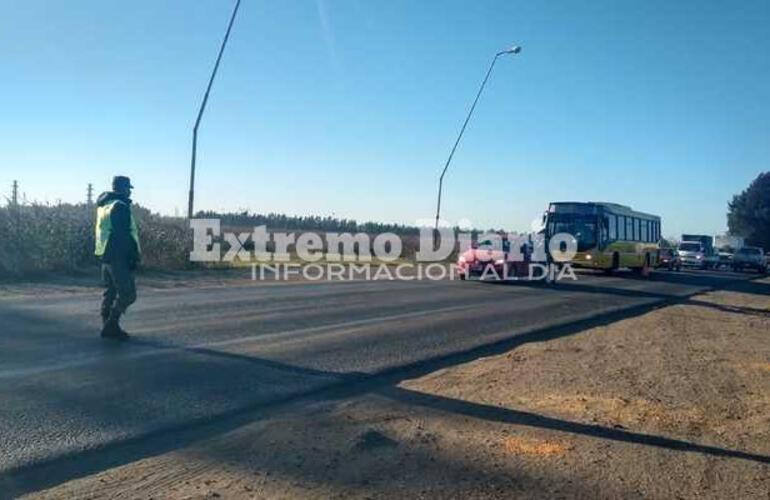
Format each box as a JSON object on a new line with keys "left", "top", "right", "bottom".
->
{"left": 608, "top": 215, "right": 617, "bottom": 241}
{"left": 618, "top": 216, "right": 625, "bottom": 240}
{"left": 600, "top": 218, "right": 608, "bottom": 245}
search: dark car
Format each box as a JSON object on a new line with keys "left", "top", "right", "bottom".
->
{"left": 732, "top": 246, "right": 768, "bottom": 273}
{"left": 657, "top": 248, "right": 681, "bottom": 271}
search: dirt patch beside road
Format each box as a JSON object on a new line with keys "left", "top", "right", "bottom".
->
{"left": 26, "top": 278, "right": 770, "bottom": 499}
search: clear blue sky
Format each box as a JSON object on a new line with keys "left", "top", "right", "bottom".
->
{"left": 1, "top": 0, "right": 768, "bottom": 237}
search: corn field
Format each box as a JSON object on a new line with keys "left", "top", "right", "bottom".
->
{"left": 0, "top": 203, "right": 191, "bottom": 276}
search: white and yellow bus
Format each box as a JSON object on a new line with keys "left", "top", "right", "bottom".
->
{"left": 545, "top": 202, "right": 660, "bottom": 274}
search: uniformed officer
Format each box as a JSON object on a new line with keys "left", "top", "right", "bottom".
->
{"left": 94, "top": 176, "right": 140, "bottom": 340}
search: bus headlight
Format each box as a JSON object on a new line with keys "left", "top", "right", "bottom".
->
{"left": 585, "top": 254, "right": 592, "bottom": 260}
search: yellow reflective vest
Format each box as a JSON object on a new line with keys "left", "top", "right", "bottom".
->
{"left": 94, "top": 199, "right": 141, "bottom": 257}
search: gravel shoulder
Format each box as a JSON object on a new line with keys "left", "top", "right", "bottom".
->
{"left": 24, "top": 278, "right": 770, "bottom": 499}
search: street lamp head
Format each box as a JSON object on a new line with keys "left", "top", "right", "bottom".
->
{"left": 497, "top": 45, "right": 521, "bottom": 57}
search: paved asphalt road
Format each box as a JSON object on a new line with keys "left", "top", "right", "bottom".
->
{"left": 0, "top": 268, "right": 761, "bottom": 494}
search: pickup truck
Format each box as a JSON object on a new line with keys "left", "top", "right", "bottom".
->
{"left": 731, "top": 246, "right": 767, "bottom": 273}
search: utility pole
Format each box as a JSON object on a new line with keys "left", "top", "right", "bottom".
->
{"left": 11, "top": 180, "right": 18, "bottom": 207}
{"left": 10, "top": 180, "right": 20, "bottom": 235}
{"left": 86, "top": 183, "right": 94, "bottom": 206}
{"left": 187, "top": 0, "right": 242, "bottom": 219}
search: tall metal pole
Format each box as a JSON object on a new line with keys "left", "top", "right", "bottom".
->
{"left": 11, "top": 180, "right": 20, "bottom": 237}
{"left": 188, "top": 0, "right": 242, "bottom": 219}
{"left": 434, "top": 47, "right": 520, "bottom": 232}
{"left": 11, "top": 180, "right": 18, "bottom": 207}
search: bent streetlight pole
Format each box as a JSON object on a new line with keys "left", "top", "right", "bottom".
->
{"left": 434, "top": 46, "right": 521, "bottom": 232}
{"left": 187, "top": 0, "right": 242, "bottom": 219}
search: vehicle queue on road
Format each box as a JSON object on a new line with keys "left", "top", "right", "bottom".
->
{"left": 456, "top": 201, "right": 767, "bottom": 281}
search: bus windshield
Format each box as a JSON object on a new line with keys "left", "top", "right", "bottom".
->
{"left": 547, "top": 215, "right": 597, "bottom": 252}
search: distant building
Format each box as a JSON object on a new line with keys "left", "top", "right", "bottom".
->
{"left": 714, "top": 234, "right": 744, "bottom": 251}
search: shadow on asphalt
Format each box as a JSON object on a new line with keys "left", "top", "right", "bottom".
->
{"left": 2, "top": 271, "right": 769, "bottom": 497}
{"left": 478, "top": 270, "right": 770, "bottom": 316}
{"left": 478, "top": 267, "right": 767, "bottom": 290}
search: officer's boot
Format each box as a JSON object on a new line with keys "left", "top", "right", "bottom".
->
{"left": 101, "top": 309, "right": 129, "bottom": 340}
{"left": 116, "top": 316, "right": 130, "bottom": 338}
